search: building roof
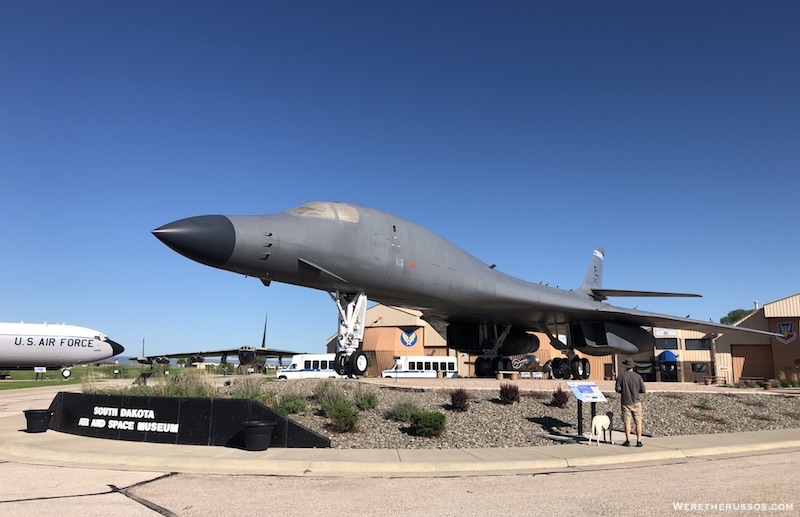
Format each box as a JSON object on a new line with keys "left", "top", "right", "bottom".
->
{"left": 764, "top": 293, "right": 800, "bottom": 319}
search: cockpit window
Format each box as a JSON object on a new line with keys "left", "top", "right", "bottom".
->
{"left": 287, "top": 202, "right": 360, "bottom": 223}
{"left": 332, "top": 203, "right": 359, "bottom": 223}
{"left": 288, "top": 202, "right": 336, "bottom": 219}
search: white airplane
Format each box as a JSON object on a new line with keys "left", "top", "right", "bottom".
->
{"left": 0, "top": 322, "right": 124, "bottom": 378}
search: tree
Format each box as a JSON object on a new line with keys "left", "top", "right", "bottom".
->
{"left": 720, "top": 308, "right": 755, "bottom": 326}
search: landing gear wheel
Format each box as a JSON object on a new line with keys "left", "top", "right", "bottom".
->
{"left": 334, "top": 352, "right": 348, "bottom": 376}
{"left": 349, "top": 351, "right": 368, "bottom": 376}
{"left": 580, "top": 358, "right": 591, "bottom": 379}
{"left": 559, "top": 360, "right": 572, "bottom": 379}
{"left": 61, "top": 368, "right": 72, "bottom": 380}
{"left": 491, "top": 356, "right": 503, "bottom": 373}
{"left": 551, "top": 358, "right": 563, "bottom": 379}
{"left": 571, "top": 358, "right": 584, "bottom": 380}
{"left": 475, "top": 357, "right": 492, "bottom": 377}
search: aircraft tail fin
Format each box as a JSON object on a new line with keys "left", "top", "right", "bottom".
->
{"left": 579, "top": 247, "right": 605, "bottom": 294}
{"left": 579, "top": 247, "right": 701, "bottom": 301}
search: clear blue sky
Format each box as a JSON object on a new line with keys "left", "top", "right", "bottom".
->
{"left": 1, "top": 1, "right": 798, "bottom": 358}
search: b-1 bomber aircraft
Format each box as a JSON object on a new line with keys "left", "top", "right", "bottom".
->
{"left": 153, "top": 201, "right": 778, "bottom": 379}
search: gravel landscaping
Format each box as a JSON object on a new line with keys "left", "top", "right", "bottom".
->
{"left": 242, "top": 379, "right": 800, "bottom": 449}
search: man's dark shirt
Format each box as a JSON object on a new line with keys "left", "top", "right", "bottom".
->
{"left": 615, "top": 369, "right": 645, "bottom": 405}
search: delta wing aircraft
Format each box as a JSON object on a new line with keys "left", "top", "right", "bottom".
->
{"left": 153, "top": 201, "right": 779, "bottom": 379}
{"left": 0, "top": 322, "right": 124, "bottom": 378}
{"left": 135, "top": 316, "right": 299, "bottom": 370}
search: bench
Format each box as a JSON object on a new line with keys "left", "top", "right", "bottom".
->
{"left": 495, "top": 371, "right": 519, "bottom": 380}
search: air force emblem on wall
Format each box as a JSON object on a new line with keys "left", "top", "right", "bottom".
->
{"left": 776, "top": 322, "right": 796, "bottom": 345}
{"left": 400, "top": 331, "right": 418, "bottom": 347}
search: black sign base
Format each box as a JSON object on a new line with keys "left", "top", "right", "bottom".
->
{"left": 47, "top": 392, "right": 330, "bottom": 449}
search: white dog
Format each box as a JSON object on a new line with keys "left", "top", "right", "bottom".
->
{"left": 588, "top": 412, "right": 614, "bottom": 446}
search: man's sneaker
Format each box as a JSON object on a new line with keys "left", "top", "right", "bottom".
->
{"left": 622, "top": 440, "right": 630, "bottom": 447}
{"left": 636, "top": 442, "right": 643, "bottom": 447}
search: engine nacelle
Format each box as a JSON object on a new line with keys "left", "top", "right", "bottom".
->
{"left": 571, "top": 321, "right": 654, "bottom": 356}
{"left": 155, "top": 356, "right": 170, "bottom": 365}
{"left": 447, "top": 324, "right": 540, "bottom": 355}
{"left": 188, "top": 355, "right": 204, "bottom": 364}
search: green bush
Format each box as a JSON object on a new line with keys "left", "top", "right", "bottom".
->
{"left": 551, "top": 386, "right": 569, "bottom": 408}
{"left": 313, "top": 380, "right": 347, "bottom": 412}
{"left": 275, "top": 392, "right": 307, "bottom": 415}
{"left": 696, "top": 397, "right": 713, "bottom": 411}
{"left": 745, "top": 380, "right": 759, "bottom": 388}
{"left": 449, "top": 388, "right": 470, "bottom": 411}
{"left": 227, "top": 376, "right": 274, "bottom": 405}
{"left": 326, "top": 398, "right": 359, "bottom": 432}
{"left": 410, "top": 410, "right": 446, "bottom": 437}
{"left": 354, "top": 385, "right": 379, "bottom": 410}
{"left": 499, "top": 383, "right": 520, "bottom": 404}
{"left": 385, "top": 401, "right": 421, "bottom": 422}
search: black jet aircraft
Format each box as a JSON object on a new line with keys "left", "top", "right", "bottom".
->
{"left": 153, "top": 201, "right": 778, "bottom": 379}
{"left": 135, "top": 316, "right": 298, "bottom": 371}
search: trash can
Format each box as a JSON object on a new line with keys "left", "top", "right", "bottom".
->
{"left": 24, "top": 409, "right": 53, "bottom": 433}
{"left": 242, "top": 421, "right": 276, "bottom": 451}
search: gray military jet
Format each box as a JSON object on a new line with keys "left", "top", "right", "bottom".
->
{"left": 153, "top": 201, "right": 778, "bottom": 379}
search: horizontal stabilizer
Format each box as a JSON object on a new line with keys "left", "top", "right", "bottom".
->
{"left": 591, "top": 289, "right": 701, "bottom": 301}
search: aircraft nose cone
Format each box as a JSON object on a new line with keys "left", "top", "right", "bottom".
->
{"left": 153, "top": 215, "right": 236, "bottom": 268}
{"left": 107, "top": 339, "right": 125, "bottom": 357}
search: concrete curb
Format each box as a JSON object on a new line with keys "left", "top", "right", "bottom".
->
{"left": 2, "top": 414, "right": 798, "bottom": 477}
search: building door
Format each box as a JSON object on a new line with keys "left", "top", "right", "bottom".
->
{"left": 731, "top": 345, "right": 774, "bottom": 382}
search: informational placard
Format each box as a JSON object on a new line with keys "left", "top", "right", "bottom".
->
{"left": 34, "top": 367, "right": 46, "bottom": 373}
{"left": 566, "top": 381, "right": 607, "bottom": 402}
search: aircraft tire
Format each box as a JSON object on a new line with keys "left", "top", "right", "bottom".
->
{"left": 551, "top": 358, "right": 562, "bottom": 379}
{"left": 491, "top": 356, "right": 503, "bottom": 373}
{"left": 61, "top": 368, "right": 72, "bottom": 380}
{"left": 334, "top": 352, "right": 348, "bottom": 376}
{"left": 474, "top": 357, "right": 489, "bottom": 377}
{"left": 349, "top": 351, "right": 368, "bottom": 376}
{"left": 581, "top": 358, "right": 591, "bottom": 379}
{"left": 571, "top": 358, "right": 584, "bottom": 380}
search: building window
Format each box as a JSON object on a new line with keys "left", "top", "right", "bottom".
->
{"left": 690, "top": 363, "right": 709, "bottom": 374}
{"left": 685, "top": 339, "right": 711, "bottom": 350}
{"left": 655, "top": 338, "right": 678, "bottom": 350}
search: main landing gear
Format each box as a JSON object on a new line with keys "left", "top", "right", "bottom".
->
{"left": 549, "top": 355, "right": 591, "bottom": 380}
{"left": 330, "top": 291, "right": 369, "bottom": 378}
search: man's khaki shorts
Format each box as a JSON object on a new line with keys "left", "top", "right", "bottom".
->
{"left": 622, "top": 402, "right": 643, "bottom": 427}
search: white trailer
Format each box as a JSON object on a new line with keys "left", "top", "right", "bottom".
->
{"left": 276, "top": 354, "right": 346, "bottom": 380}
{"left": 381, "top": 355, "right": 458, "bottom": 378}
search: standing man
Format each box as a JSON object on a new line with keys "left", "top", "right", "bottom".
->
{"left": 615, "top": 357, "right": 645, "bottom": 447}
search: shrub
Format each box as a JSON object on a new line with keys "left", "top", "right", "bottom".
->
{"left": 227, "top": 376, "right": 273, "bottom": 405}
{"left": 354, "top": 385, "right": 379, "bottom": 410}
{"left": 551, "top": 386, "right": 569, "bottom": 408}
{"left": 696, "top": 397, "right": 713, "bottom": 411}
{"left": 275, "top": 392, "right": 307, "bottom": 415}
{"left": 780, "top": 379, "right": 791, "bottom": 388}
{"left": 313, "top": 380, "right": 347, "bottom": 413}
{"left": 790, "top": 372, "right": 800, "bottom": 387}
{"left": 771, "top": 379, "right": 781, "bottom": 388}
{"left": 499, "top": 383, "right": 520, "bottom": 405}
{"left": 326, "top": 398, "right": 359, "bottom": 432}
{"left": 385, "top": 401, "right": 421, "bottom": 422}
{"left": 450, "top": 388, "right": 470, "bottom": 411}
{"left": 411, "top": 410, "right": 446, "bottom": 437}
{"left": 745, "top": 380, "right": 759, "bottom": 388}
